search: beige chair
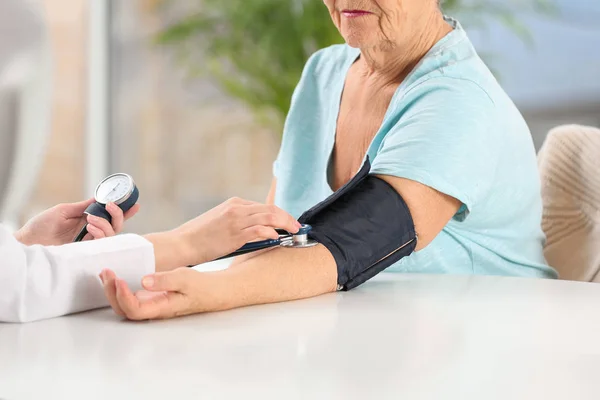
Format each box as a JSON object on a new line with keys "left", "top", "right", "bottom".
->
{"left": 538, "top": 124, "right": 600, "bottom": 282}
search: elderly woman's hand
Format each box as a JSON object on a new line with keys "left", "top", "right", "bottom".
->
{"left": 99, "top": 268, "right": 210, "bottom": 320}
{"left": 99, "top": 198, "right": 304, "bottom": 319}
{"left": 14, "top": 199, "right": 140, "bottom": 246}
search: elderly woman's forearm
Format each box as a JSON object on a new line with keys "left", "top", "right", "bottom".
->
{"left": 212, "top": 245, "right": 338, "bottom": 310}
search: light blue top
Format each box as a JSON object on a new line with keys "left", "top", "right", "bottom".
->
{"left": 273, "top": 18, "right": 557, "bottom": 279}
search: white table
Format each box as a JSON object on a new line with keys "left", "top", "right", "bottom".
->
{"left": 2, "top": 273, "right": 600, "bottom": 400}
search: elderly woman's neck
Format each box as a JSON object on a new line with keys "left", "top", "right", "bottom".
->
{"left": 358, "top": 14, "right": 452, "bottom": 84}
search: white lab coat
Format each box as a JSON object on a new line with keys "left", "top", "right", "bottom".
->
{"left": 0, "top": 224, "right": 154, "bottom": 323}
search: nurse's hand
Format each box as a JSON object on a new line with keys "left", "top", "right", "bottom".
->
{"left": 146, "top": 197, "right": 301, "bottom": 270}
{"left": 14, "top": 198, "right": 140, "bottom": 246}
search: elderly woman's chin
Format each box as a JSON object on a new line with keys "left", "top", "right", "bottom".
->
{"left": 339, "top": 27, "right": 379, "bottom": 49}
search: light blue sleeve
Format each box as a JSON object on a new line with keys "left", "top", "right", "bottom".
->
{"left": 370, "top": 77, "right": 499, "bottom": 220}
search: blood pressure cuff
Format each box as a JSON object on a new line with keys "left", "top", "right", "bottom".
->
{"left": 298, "top": 158, "right": 417, "bottom": 291}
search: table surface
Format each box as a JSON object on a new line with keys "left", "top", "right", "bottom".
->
{"left": 2, "top": 272, "right": 600, "bottom": 400}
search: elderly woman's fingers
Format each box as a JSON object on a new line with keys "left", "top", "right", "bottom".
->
{"left": 109, "top": 270, "right": 193, "bottom": 320}
{"left": 100, "top": 269, "right": 125, "bottom": 316}
{"left": 113, "top": 279, "right": 143, "bottom": 319}
{"left": 114, "top": 279, "right": 169, "bottom": 320}
{"left": 101, "top": 269, "right": 169, "bottom": 320}
{"left": 141, "top": 269, "right": 195, "bottom": 293}
{"left": 135, "top": 290, "right": 183, "bottom": 320}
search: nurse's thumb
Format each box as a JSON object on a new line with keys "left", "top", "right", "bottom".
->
{"left": 142, "top": 269, "right": 190, "bottom": 292}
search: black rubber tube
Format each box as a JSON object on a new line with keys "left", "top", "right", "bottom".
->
{"left": 73, "top": 224, "right": 89, "bottom": 242}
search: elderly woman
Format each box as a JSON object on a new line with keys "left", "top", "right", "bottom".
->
{"left": 101, "top": 0, "right": 557, "bottom": 320}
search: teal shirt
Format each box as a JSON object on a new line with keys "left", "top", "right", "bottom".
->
{"left": 273, "top": 18, "right": 557, "bottom": 279}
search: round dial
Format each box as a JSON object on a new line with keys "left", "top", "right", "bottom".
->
{"left": 94, "top": 173, "right": 135, "bottom": 205}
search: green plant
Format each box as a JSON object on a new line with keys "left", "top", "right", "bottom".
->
{"left": 156, "top": 0, "right": 554, "bottom": 130}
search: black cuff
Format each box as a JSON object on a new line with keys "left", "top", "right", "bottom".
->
{"left": 298, "top": 159, "right": 417, "bottom": 290}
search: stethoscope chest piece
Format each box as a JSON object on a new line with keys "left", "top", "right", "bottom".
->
{"left": 281, "top": 226, "right": 318, "bottom": 248}
{"left": 213, "top": 224, "right": 319, "bottom": 261}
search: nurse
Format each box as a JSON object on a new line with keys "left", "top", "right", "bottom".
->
{"left": 0, "top": 197, "right": 300, "bottom": 323}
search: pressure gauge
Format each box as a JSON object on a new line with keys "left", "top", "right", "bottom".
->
{"left": 94, "top": 173, "right": 136, "bottom": 205}
{"left": 73, "top": 173, "right": 140, "bottom": 242}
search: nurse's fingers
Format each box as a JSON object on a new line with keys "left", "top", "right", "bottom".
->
{"left": 105, "top": 203, "right": 140, "bottom": 233}
{"left": 225, "top": 197, "right": 256, "bottom": 206}
{"left": 87, "top": 215, "right": 114, "bottom": 238}
{"left": 60, "top": 198, "right": 95, "bottom": 218}
{"left": 245, "top": 210, "right": 301, "bottom": 234}
{"left": 100, "top": 269, "right": 125, "bottom": 316}
{"left": 123, "top": 203, "right": 141, "bottom": 221}
{"left": 81, "top": 231, "right": 94, "bottom": 241}
{"left": 84, "top": 203, "right": 140, "bottom": 242}
{"left": 105, "top": 203, "right": 124, "bottom": 233}
{"left": 86, "top": 222, "right": 108, "bottom": 240}
{"left": 240, "top": 225, "right": 280, "bottom": 242}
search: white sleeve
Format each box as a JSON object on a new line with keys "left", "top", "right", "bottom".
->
{"left": 0, "top": 225, "right": 155, "bottom": 323}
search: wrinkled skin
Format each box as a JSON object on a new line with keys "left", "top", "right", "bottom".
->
{"left": 322, "top": 0, "right": 440, "bottom": 52}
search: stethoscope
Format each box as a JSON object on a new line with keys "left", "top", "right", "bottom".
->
{"left": 76, "top": 174, "right": 317, "bottom": 260}
{"left": 214, "top": 224, "right": 318, "bottom": 261}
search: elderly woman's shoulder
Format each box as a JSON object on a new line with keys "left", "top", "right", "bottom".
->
{"left": 402, "top": 55, "right": 513, "bottom": 113}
